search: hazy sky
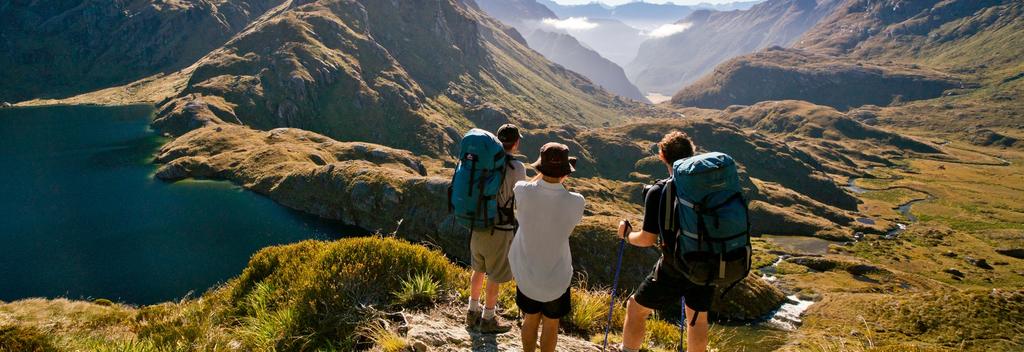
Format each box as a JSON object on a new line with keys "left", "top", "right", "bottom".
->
{"left": 550, "top": 0, "right": 746, "bottom": 5}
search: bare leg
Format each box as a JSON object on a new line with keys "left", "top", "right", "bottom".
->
{"left": 485, "top": 279, "right": 500, "bottom": 309}
{"left": 522, "top": 313, "right": 542, "bottom": 352}
{"left": 685, "top": 305, "right": 709, "bottom": 352}
{"left": 539, "top": 317, "right": 560, "bottom": 352}
{"left": 622, "top": 296, "right": 653, "bottom": 350}
{"left": 469, "top": 271, "right": 485, "bottom": 303}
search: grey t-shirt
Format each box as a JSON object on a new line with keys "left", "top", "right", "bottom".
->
{"left": 495, "top": 159, "right": 527, "bottom": 230}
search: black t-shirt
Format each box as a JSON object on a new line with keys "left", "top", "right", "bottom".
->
{"left": 641, "top": 178, "right": 686, "bottom": 276}
{"left": 641, "top": 179, "right": 669, "bottom": 235}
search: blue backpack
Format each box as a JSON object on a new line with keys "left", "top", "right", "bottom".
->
{"left": 663, "top": 152, "right": 752, "bottom": 289}
{"left": 448, "top": 129, "right": 508, "bottom": 230}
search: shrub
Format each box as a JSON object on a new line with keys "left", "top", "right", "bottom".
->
{"left": 225, "top": 237, "right": 462, "bottom": 350}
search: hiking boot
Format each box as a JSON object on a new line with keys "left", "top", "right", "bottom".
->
{"left": 465, "top": 310, "right": 481, "bottom": 331}
{"left": 477, "top": 316, "right": 512, "bottom": 334}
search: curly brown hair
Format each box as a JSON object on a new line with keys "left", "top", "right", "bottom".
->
{"left": 658, "top": 131, "right": 696, "bottom": 164}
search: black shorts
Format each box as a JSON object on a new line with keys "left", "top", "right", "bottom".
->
{"left": 634, "top": 262, "right": 714, "bottom": 312}
{"left": 516, "top": 287, "right": 572, "bottom": 319}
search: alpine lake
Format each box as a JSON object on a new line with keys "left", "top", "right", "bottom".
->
{"left": 0, "top": 105, "right": 364, "bottom": 305}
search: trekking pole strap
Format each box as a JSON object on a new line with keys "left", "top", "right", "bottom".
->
{"left": 602, "top": 221, "right": 630, "bottom": 351}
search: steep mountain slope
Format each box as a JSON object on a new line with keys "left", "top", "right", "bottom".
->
{"left": 525, "top": 30, "right": 648, "bottom": 102}
{"left": 475, "top": 0, "right": 648, "bottom": 101}
{"left": 0, "top": 0, "right": 287, "bottom": 102}
{"left": 671, "top": 48, "right": 963, "bottom": 110}
{"left": 626, "top": 0, "right": 844, "bottom": 95}
{"left": 796, "top": 0, "right": 1024, "bottom": 70}
{"left": 670, "top": 0, "right": 1023, "bottom": 116}
{"left": 153, "top": 0, "right": 634, "bottom": 156}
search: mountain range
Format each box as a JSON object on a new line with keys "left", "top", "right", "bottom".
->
{"left": 626, "top": 0, "right": 843, "bottom": 95}
{"left": 671, "top": 0, "right": 1024, "bottom": 130}
{"left": 475, "top": 0, "right": 649, "bottom": 102}
{"left": 538, "top": 0, "right": 761, "bottom": 29}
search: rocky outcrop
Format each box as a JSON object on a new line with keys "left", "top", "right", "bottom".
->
{"left": 671, "top": 48, "right": 964, "bottom": 110}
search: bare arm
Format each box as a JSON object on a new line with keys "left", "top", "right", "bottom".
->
{"left": 617, "top": 221, "right": 658, "bottom": 248}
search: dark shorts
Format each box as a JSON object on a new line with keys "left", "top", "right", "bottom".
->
{"left": 634, "top": 263, "right": 714, "bottom": 312}
{"left": 516, "top": 287, "right": 572, "bottom": 319}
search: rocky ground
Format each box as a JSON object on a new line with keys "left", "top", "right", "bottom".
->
{"left": 404, "top": 306, "right": 603, "bottom": 352}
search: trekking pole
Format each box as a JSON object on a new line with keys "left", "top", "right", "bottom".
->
{"left": 679, "top": 296, "right": 686, "bottom": 352}
{"left": 603, "top": 220, "right": 630, "bottom": 351}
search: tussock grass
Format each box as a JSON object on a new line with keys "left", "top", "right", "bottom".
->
{"left": 0, "top": 325, "right": 58, "bottom": 352}
{"left": 358, "top": 320, "right": 408, "bottom": 352}
{"left": 394, "top": 273, "right": 441, "bottom": 308}
{"left": 565, "top": 289, "right": 614, "bottom": 336}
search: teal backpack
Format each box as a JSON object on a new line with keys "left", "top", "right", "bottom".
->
{"left": 448, "top": 129, "right": 508, "bottom": 230}
{"left": 663, "top": 152, "right": 752, "bottom": 290}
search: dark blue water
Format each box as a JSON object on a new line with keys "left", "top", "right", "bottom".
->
{"left": 0, "top": 105, "right": 363, "bottom": 305}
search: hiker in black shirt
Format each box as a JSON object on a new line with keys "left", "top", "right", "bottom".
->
{"left": 615, "top": 131, "right": 713, "bottom": 352}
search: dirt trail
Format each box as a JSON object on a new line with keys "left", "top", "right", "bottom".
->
{"left": 404, "top": 305, "right": 604, "bottom": 352}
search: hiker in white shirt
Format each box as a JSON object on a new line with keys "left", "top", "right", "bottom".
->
{"left": 508, "top": 142, "right": 585, "bottom": 352}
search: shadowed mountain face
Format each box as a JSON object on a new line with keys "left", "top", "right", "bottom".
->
{"left": 475, "top": 0, "right": 648, "bottom": 102}
{"left": 626, "top": 0, "right": 843, "bottom": 96}
{"left": 152, "top": 0, "right": 634, "bottom": 156}
{"left": 0, "top": 0, "right": 286, "bottom": 102}
{"left": 671, "top": 48, "right": 963, "bottom": 110}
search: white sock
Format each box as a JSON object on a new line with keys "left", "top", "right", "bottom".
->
{"left": 482, "top": 307, "right": 496, "bottom": 319}
{"left": 620, "top": 345, "right": 640, "bottom": 352}
{"left": 468, "top": 299, "right": 482, "bottom": 312}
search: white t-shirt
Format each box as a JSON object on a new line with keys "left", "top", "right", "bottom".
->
{"left": 507, "top": 179, "right": 586, "bottom": 302}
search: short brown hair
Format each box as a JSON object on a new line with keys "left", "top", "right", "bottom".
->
{"left": 658, "top": 131, "right": 696, "bottom": 164}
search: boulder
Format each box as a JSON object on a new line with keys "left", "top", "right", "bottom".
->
{"left": 966, "top": 257, "right": 994, "bottom": 270}
{"left": 996, "top": 248, "right": 1024, "bottom": 259}
{"left": 944, "top": 268, "right": 965, "bottom": 278}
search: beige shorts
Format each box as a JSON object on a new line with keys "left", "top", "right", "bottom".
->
{"left": 470, "top": 228, "right": 515, "bottom": 283}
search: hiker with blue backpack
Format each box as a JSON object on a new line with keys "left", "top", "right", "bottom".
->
{"left": 508, "top": 142, "right": 584, "bottom": 352}
{"left": 450, "top": 124, "right": 527, "bottom": 334}
{"left": 614, "top": 131, "right": 752, "bottom": 352}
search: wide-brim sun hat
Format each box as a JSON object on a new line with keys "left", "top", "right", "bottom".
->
{"left": 532, "top": 142, "right": 577, "bottom": 177}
